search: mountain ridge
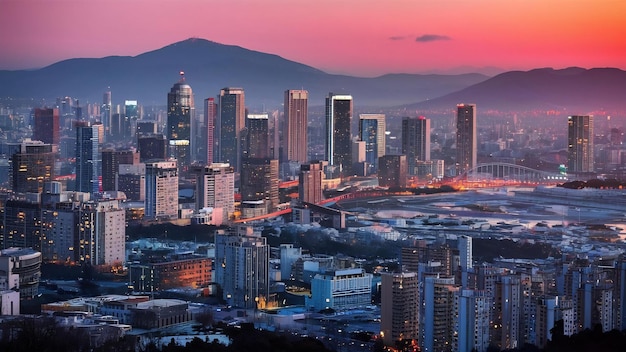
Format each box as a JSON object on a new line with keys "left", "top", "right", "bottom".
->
{"left": 0, "top": 38, "right": 624, "bottom": 112}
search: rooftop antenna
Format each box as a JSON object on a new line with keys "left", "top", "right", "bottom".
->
{"left": 179, "top": 71, "right": 185, "bottom": 82}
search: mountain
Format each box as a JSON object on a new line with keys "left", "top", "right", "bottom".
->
{"left": 0, "top": 38, "right": 487, "bottom": 108}
{"left": 407, "top": 67, "right": 626, "bottom": 112}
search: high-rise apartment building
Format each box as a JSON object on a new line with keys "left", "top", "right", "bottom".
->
{"left": 76, "top": 199, "right": 126, "bottom": 266}
{"left": 325, "top": 93, "right": 353, "bottom": 178}
{"left": 11, "top": 139, "right": 55, "bottom": 193}
{"left": 299, "top": 161, "right": 324, "bottom": 204}
{"left": 359, "top": 114, "right": 386, "bottom": 173}
{"left": 167, "top": 74, "right": 194, "bottom": 170}
{"left": 204, "top": 97, "right": 217, "bottom": 164}
{"left": 456, "top": 104, "right": 477, "bottom": 175}
{"left": 75, "top": 123, "right": 101, "bottom": 195}
{"left": 457, "top": 289, "right": 492, "bottom": 352}
{"left": 144, "top": 160, "right": 178, "bottom": 220}
{"left": 567, "top": 115, "right": 594, "bottom": 173}
{"left": 402, "top": 116, "right": 431, "bottom": 175}
{"left": 194, "top": 163, "right": 234, "bottom": 224}
{"left": 215, "top": 228, "right": 269, "bottom": 308}
{"left": 381, "top": 272, "right": 419, "bottom": 347}
{"left": 284, "top": 90, "right": 308, "bottom": 163}
{"left": 33, "top": 108, "right": 60, "bottom": 145}
{"left": 421, "top": 276, "right": 458, "bottom": 352}
{"left": 217, "top": 87, "right": 245, "bottom": 172}
{"left": 244, "top": 114, "right": 270, "bottom": 159}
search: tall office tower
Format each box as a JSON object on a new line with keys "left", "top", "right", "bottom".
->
{"left": 299, "top": 161, "right": 324, "bottom": 204}
{"left": 215, "top": 228, "right": 269, "bottom": 308}
{"left": 381, "top": 272, "right": 419, "bottom": 347}
{"left": 2, "top": 198, "right": 44, "bottom": 251}
{"left": 204, "top": 97, "right": 217, "bottom": 164}
{"left": 217, "top": 87, "right": 245, "bottom": 172}
{"left": 359, "top": 114, "right": 386, "bottom": 173}
{"left": 456, "top": 104, "right": 477, "bottom": 175}
{"left": 567, "top": 115, "right": 594, "bottom": 173}
{"left": 240, "top": 158, "right": 279, "bottom": 213}
{"left": 124, "top": 100, "right": 138, "bottom": 139}
{"left": 101, "top": 149, "right": 140, "bottom": 191}
{"left": 194, "top": 163, "right": 234, "bottom": 224}
{"left": 421, "top": 276, "right": 458, "bottom": 352}
{"left": 101, "top": 90, "right": 112, "bottom": 138}
{"left": 11, "top": 140, "right": 55, "bottom": 193}
{"left": 325, "top": 93, "right": 353, "bottom": 178}
{"left": 378, "top": 155, "right": 408, "bottom": 188}
{"left": 33, "top": 108, "right": 60, "bottom": 145}
{"left": 75, "top": 123, "right": 101, "bottom": 195}
{"left": 110, "top": 113, "right": 122, "bottom": 141}
{"left": 457, "top": 289, "right": 492, "bottom": 352}
{"left": 76, "top": 199, "right": 126, "bottom": 266}
{"left": 245, "top": 114, "right": 270, "bottom": 159}
{"left": 138, "top": 134, "right": 168, "bottom": 162}
{"left": 167, "top": 73, "right": 194, "bottom": 170}
{"left": 144, "top": 160, "right": 178, "bottom": 220}
{"left": 284, "top": 89, "right": 309, "bottom": 163}
{"left": 402, "top": 116, "right": 431, "bottom": 175}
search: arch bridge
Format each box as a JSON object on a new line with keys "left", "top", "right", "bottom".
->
{"left": 459, "top": 163, "right": 568, "bottom": 183}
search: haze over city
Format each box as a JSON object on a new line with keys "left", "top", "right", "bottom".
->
{"left": 0, "top": 1, "right": 626, "bottom": 352}
{"left": 2, "top": 0, "right": 626, "bottom": 76}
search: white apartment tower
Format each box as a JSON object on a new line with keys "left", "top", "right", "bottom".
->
{"left": 145, "top": 160, "right": 179, "bottom": 220}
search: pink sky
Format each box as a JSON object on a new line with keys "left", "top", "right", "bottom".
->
{"left": 1, "top": 0, "right": 625, "bottom": 76}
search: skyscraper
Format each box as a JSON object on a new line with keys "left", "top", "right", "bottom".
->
{"left": 299, "top": 161, "right": 324, "bottom": 204}
{"left": 124, "top": 100, "right": 138, "bottom": 140}
{"left": 284, "top": 90, "right": 309, "bottom": 163}
{"left": 138, "top": 134, "right": 168, "bottom": 162}
{"left": 240, "top": 158, "right": 279, "bottom": 213}
{"left": 204, "top": 97, "right": 217, "bottom": 164}
{"left": 217, "top": 87, "right": 245, "bottom": 172}
{"left": 167, "top": 73, "right": 194, "bottom": 170}
{"left": 75, "top": 123, "right": 101, "bottom": 195}
{"left": 33, "top": 108, "right": 59, "bottom": 145}
{"left": 244, "top": 113, "right": 270, "bottom": 159}
{"left": 402, "top": 116, "right": 431, "bottom": 175}
{"left": 567, "top": 115, "right": 594, "bottom": 173}
{"left": 456, "top": 104, "right": 477, "bottom": 175}
{"left": 11, "top": 140, "right": 55, "bottom": 193}
{"left": 101, "top": 90, "right": 112, "bottom": 139}
{"left": 325, "top": 93, "right": 353, "bottom": 177}
{"left": 359, "top": 114, "right": 386, "bottom": 173}
{"left": 144, "top": 160, "right": 178, "bottom": 220}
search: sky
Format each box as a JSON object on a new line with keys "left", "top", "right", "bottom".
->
{"left": 1, "top": 0, "right": 625, "bottom": 77}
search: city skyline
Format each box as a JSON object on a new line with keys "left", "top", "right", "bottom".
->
{"left": 1, "top": 1, "right": 625, "bottom": 76}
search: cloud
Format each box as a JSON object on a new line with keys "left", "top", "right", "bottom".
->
{"left": 415, "top": 34, "right": 451, "bottom": 42}
{"left": 389, "top": 36, "right": 407, "bottom": 41}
